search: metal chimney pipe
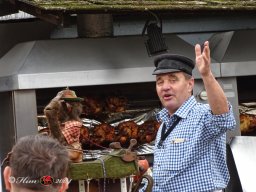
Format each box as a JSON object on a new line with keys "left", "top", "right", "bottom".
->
{"left": 77, "top": 14, "right": 113, "bottom": 37}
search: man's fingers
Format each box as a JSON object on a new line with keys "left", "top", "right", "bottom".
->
{"left": 203, "top": 41, "right": 210, "bottom": 59}
{"left": 195, "top": 44, "right": 201, "bottom": 57}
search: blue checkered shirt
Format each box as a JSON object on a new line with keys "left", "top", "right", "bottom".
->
{"left": 151, "top": 96, "right": 236, "bottom": 192}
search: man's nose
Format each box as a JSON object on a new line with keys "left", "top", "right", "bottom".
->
{"left": 162, "top": 81, "right": 171, "bottom": 90}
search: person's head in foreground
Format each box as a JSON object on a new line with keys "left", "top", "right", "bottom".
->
{"left": 3, "top": 134, "right": 70, "bottom": 192}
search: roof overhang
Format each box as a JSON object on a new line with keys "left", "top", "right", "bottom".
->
{"left": 7, "top": 0, "right": 256, "bottom": 25}
{"left": 13, "top": 0, "right": 256, "bottom": 13}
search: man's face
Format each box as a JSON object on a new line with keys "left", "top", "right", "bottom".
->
{"left": 156, "top": 72, "right": 194, "bottom": 115}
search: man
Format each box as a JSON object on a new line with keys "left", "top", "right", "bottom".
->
{"left": 152, "top": 41, "right": 236, "bottom": 192}
{"left": 2, "top": 134, "right": 70, "bottom": 192}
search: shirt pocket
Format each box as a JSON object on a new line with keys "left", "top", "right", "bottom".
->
{"left": 163, "top": 137, "right": 190, "bottom": 171}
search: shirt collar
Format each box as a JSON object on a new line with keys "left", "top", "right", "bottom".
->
{"left": 156, "top": 95, "right": 197, "bottom": 122}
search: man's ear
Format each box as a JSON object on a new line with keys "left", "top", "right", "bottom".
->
{"left": 188, "top": 77, "right": 194, "bottom": 93}
{"left": 3, "top": 166, "right": 12, "bottom": 190}
{"left": 58, "top": 177, "right": 69, "bottom": 192}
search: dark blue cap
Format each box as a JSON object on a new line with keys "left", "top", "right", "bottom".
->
{"left": 152, "top": 54, "right": 194, "bottom": 75}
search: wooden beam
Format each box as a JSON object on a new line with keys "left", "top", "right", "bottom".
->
{"left": 15, "top": 0, "right": 65, "bottom": 25}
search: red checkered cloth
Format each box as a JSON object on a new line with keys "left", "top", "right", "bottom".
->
{"left": 61, "top": 121, "right": 82, "bottom": 144}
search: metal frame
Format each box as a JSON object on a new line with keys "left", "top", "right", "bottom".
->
{"left": 230, "top": 136, "right": 256, "bottom": 192}
{"left": 0, "top": 90, "right": 37, "bottom": 167}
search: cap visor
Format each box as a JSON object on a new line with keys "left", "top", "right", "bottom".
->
{"left": 152, "top": 69, "right": 181, "bottom": 75}
{"left": 61, "top": 97, "right": 84, "bottom": 102}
